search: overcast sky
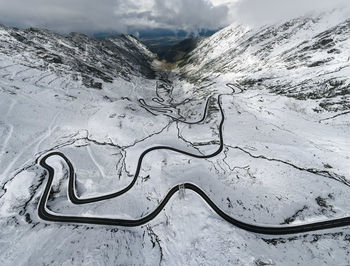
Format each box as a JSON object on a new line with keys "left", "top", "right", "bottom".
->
{"left": 0, "top": 0, "right": 349, "bottom": 35}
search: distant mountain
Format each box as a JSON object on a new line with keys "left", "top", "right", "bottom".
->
{"left": 159, "top": 37, "right": 200, "bottom": 63}
{"left": 139, "top": 29, "right": 217, "bottom": 60}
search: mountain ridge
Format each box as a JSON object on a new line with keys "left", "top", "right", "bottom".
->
{"left": 0, "top": 25, "right": 157, "bottom": 89}
{"left": 179, "top": 10, "right": 350, "bottom": 112}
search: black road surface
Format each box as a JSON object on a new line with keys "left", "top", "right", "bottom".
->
{"left": 38, "top": 84, "right": 350, "bottom": 235}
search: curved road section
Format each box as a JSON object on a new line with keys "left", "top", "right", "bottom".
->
{"left": 38, "top": 84, "right": 350, "bottom": 235}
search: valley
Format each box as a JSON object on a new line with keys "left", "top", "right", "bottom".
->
{"left": 0, "top": 10, "right": 350, "bottom": 265}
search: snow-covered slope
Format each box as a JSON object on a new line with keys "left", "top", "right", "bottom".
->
{"left": 181, "top": 10, "right": 350, "bottom": 112}
{"left": 0, "top": 11, "right": 350, "bottom": 266}
{"left": 0, "top": 25, "right": 156, "bottom": 89}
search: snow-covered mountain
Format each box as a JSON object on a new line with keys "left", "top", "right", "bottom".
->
{"left": 0, "top": 25, "right": 156, "bottom": 89}
{"left": 180, "top": 10, "right": 350, "bottom": 112}
{"left": 1, "top": 10, "right": 350, "bottom": 266}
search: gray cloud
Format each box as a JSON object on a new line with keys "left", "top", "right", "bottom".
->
{"left": 1, "top": 0, "right": 349, "bottom": 35}
{"left": 0, "top": 0, "right": 126, "bottom": 33}
{"left": 151, "top": 0, "right": 229, "bottom": 32}
{"left": 0, "top": 0, "right": 229, "bottom": 34}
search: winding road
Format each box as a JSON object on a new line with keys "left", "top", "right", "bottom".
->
{"left": 38, "top": 83, "right": 350, "bottom": 235}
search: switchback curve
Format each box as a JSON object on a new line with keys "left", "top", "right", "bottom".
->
{"left": 37, "top": 84, "right": 350, "bottom": 235}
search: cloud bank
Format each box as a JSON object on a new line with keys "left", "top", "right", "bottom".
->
{"left": 234, "top": 0, "right": 350, "bottom": 26}
{"left": 0, "top": 0, "right": 349, "bottom": 34}
{"left": 0, "top": 0, "right": 230, "bottom": 34}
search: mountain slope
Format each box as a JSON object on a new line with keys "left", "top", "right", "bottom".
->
{"left": 0, "top": 25, "right": 156, "bottom": 89}
{"left": 180, "top": 10, "right": 350, "bottom": 112}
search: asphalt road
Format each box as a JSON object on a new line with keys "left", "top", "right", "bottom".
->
{"left": 38, "top": 84, "right": 350, "bottom": 235}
